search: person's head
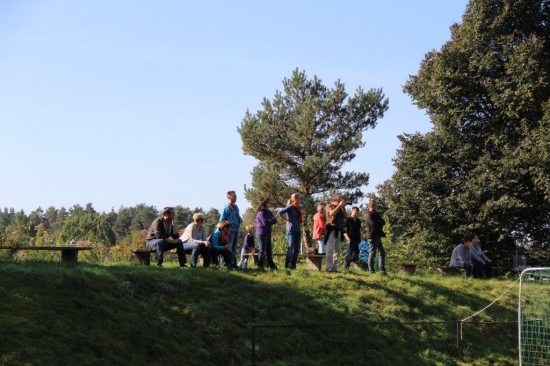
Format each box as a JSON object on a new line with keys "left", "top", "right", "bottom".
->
{"left": 461, "top": 234, "right": 474, "bottom": 246}
{"left": 332, "top": 195, "right": 342, "bottom": 206}
{"left": 351, "top": 206, "right": 359, "bottom": 218}
{"left": 290, "top": 193, "right": 302, "bottom": 204}
{"left": 258, "top": 197, "right": 270, "bottom": 211}
{"left": 470, "top": 232, "right": 480, "bottom": 244}
{"left": 368, "top": 200, "right": 378, "bottom": 212}
{"left": 162, "top": 207, "right": 175, "bottom": 222}
{"left": 245, "top": 225, "right": 254, "bottom": 235}
{"left": 317, "top": 203, "right": 325, "bottom": 213}
{"left": 193, "top": 213, "right": 204, "bottom": 225}
{"left": 218, "top": 220, "right": 231, "bottom": 233}
{"left": 227, "top": 191, "right": 237, "bottom": 204}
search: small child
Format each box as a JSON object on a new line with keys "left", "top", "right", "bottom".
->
{"left": 238, "top": 225, "right": 256, "bottom": 268}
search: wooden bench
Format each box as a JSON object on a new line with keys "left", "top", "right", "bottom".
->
{"left": 242, "top": 252, "right": 285, "bottom": 268}
{"left": 399, "top": 262, "right": 418, "bottom": 275}
{"left": 298, "top": 253, "right": 325, "bottom": 271}
{"left": 436, "top": 265, "right": 464, "bottom": 276}
{"left": 131, "top": 249, "right": 179, "bottom": 266}
{"left": 0, "top": 245, "right": 92, "bottom": 263}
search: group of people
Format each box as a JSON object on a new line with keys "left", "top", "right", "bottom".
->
{"left": 449, "top": 233, "right": 493, "bottom": 278}
{"left": 144, "top": 190, "right": 388, "bottom": 274}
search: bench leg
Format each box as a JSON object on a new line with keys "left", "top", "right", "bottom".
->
{"left": 134, "top": 252, "right": 151, "bottom": 266}
{"left": 306, "top": 257, "right": 322, "bottom": 271}
{"left": 61, "top": 250, "right": 78, "bottom": 263}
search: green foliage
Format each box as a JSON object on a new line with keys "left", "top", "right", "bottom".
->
{"left": 0, "top": 261, "right": 520, "bottom": 365}
{"left": 380, "top": 0, "right": 550, "bottom": 266}
{"left": 239, "top": 69, "right": 389, "bottom": 243}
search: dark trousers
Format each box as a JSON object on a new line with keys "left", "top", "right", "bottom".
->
{"left": 256, "top": 234, "right": 277, "bottom": 269}
{"left": 344, "top": 239, "right": 360, "bottom": 269}
{"left": 212, "top": 247, "right": 236, "bottom": 268}
{"left": 368, "top": 237, "right": 386, "bottom": 273}
{"left": 473, "top": 260, "right": 493, "bottom": 278}
{"left": 200, "top": 244, "right": 211, "bottom": 267}
{"left": 146, "top": 239, "right": 186, "bottom": 267}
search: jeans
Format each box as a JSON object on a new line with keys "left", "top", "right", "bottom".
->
{"left": 182, "top": 242, "right": 200, "bottom": 267}
{"left": 285, "top": 231, "right": 301, "bottom": 269}
{"left": 256, "top": 234, "right": 277, "bottom": 269}
{"left": 317, "top": 239, "right": 325, "bottom": 254}
{"left": 368, "top": 237, "right": 386, "bottom": 273}
{"left": 146, "top": 239, "right": 186, "bottom": 267}
{"left": 325, "top": 231, "right": 342, "bottom": 271}
{"left": 222, "top": 230, "right": 239, "bottom": 267}
{"left": 343, "top": 239, "right": 360, "bottom": 269}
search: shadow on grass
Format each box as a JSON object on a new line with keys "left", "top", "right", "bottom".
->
{"left": 0, "top": 260, "right": 520, "bottom": 366}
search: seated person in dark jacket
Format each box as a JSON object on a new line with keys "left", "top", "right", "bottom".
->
{"left": 145, "top": 207, "right": 187, "bottom": 267}
{"left": 469, "top": 232, "right": 493, "bottom": 278}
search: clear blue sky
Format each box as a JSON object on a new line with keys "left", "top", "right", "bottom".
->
{"left": 0, "top": 0, "right": 468, "bottom": 214}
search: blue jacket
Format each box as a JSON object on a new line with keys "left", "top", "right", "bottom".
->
{"left": 277, "top": 205, "right": 302, "bottom": 233}
{"left": 219, "top": 203, "right": 242, "bottom": 232}
{"left": 211, "top": 229, "right": 227, "bottom": 251}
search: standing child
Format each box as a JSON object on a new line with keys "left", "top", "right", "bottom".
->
{"left": 312, "top": 203, "right": 326, "bottom": 254}
{"left": 238, "top": 225, "right": 256, "bottom": 268}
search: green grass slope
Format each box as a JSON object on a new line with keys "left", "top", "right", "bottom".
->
{"left": 0, "top": 261, "right": 520, "bottom": 366}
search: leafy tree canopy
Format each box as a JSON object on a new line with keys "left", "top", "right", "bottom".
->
{"left": 380, "top": 0, "right": 550, "bottom": 265}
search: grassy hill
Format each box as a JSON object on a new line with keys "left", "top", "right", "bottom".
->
{"left": 0, "top": 260, "right": 520, "bottom": 365}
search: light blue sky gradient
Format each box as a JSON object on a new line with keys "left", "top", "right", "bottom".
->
{"left": 0, "top": 0, "right": 468, "bottom": 214}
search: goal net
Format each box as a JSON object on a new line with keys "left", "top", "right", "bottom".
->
{"left": 519, "top": 268, "right": 550, "bottom": 365}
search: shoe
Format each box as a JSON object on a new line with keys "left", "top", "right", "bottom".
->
{"left": 157, "top": 264, "right": 163, "bottom": 267}
{"left": 381, "top": 271, "right": 387, "bottom": 276}
{"left": 180, "top": 264, "right": 189, "bottom": 269}
{"left": 370, "top": 271, "right": 375, "bottom": 274}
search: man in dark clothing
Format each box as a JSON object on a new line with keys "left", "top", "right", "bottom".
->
{"left": 365, "top": 200, "right": 387, "bottom": 275}
{"left": 343, "top": 206, "right": 362, "bottom": 269}
{"left": 146, "top": 207, "right": 187, "bottom": 267}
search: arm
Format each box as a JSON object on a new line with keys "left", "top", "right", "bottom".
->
{"left": 211, "top": 231, "right": 225, "bottom": 250}
{"left": 344, "top": 218, "right": 352, "bottom": 242}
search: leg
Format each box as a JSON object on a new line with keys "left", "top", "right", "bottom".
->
{"left": 266, "top": 234, "right": 277, "bottom": 269}
{"left": 343, "top": 241, "right": 353, "bottom": 269}
{"left": 485, "top": 261, "right": 493, "bottom": 278}
{"left": 290, "top": 231, "right": 301, "bottom": 269}
{"left": 200, "top": 245, "right": 211, "bottom": 267}
{"left": 238, "top": 247, "right": 247, "bottom": 268}
{"left": 368, "top": 239, "right": 378, "bottom": 273}
{"left": 325, "top": 231, "right": 336, "bottom": 271}
{"left": 377, "top": 239, "right": 386, "bottom": 273}
{"left": 464, "top": 263, "right": 473, "bottom": 277}
{"left": 351, "top": 240, "right": 360, "bottom": 261}
{"left": 256, "top": 234, "right": 265, "bottom": 269}
{"left": 184, "top": 242, "right": 200, "bottom": 267}
{"left": 472, "top": 260, "right": 483, "bottom": 278}
{"left": 146, "top": 239, "right": 166, "bottom": 266}
{"left": 222, "top": 231, "right": 239, "bottom": 267}
{"left": 165, "top": 242, "right": 186, "bottom": 267}
{"left": 333, "top": 237, "right": 341, "bottom": 271}
{"left": 285, "top": 231, "right": 293, "bottom": 269}
{"left": 318, "top": 239, "right": 325, "bottom": 254}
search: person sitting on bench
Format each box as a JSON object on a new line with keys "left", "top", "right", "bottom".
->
{"left": 469, "top": 232, "right": 493, "bottom": 278}
{"left": 449, "top": 234, "right": 474, "bottom": 277}
{"left": 145, "top": 207, "right": 187, "bottom": 268}
{"left": 180, "top": 212, "right": 211, "bottom": 268}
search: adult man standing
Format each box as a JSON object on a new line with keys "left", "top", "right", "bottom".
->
{"left": 470, "top": 233, "right": 493, "bottom": 278}
{"left": 145, "top": 207, "right": 187, "bottom": 267}
{"left": 343, "top": 206, "right": 362, "bottom": 270}
{"left": 219, "top": 191, "right": 242, "bottom": 267}
{"left": 365, "top": 200, "right": 387, "bottom": 275}
{"left": 324, "top": 195, "right": 348, "bottom": 272}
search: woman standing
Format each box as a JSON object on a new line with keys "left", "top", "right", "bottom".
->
{"left": 277, "top": 193, "right": 303, "bottom": 269}
{"left": 312, "top": 203, "right": 326, "bottom": 254}
{"left": 256, "top": 198, "right": 278, "bottom": 270}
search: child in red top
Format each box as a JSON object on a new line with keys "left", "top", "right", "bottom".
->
{"left": 312, "top": 203, "right": 326, "bottom": 254}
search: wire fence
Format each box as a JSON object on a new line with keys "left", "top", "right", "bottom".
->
{"left": 249, "top": 320, "right": 519, "bottom": 365}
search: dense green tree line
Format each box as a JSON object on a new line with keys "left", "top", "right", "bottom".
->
{"left": 378, "top": 0, "right": 550, "bottom": 266}
{"left": 0, "top": 204, "right": 220, "bottom": 248}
